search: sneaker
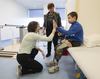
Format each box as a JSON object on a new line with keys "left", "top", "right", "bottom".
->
{"left": 48, "top": 65, "right": 59, "bottom": 73}
{"left": 16, "top": 65, "right": 22, "bottom": 77}
{"left": 45, "top": 61, "right": 55, "bottom": 66}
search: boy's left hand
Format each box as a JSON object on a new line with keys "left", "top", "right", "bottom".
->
{"left": 58, "top": 32, "right": 62, "bottom": 36}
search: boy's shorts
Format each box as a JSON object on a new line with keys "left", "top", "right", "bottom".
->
{"left": 68, "top": 39, "right": 81, "bottom": 47}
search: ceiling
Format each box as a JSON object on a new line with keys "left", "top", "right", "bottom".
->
{"left": 13, "top": 0, "right": 67, "bottom": 9}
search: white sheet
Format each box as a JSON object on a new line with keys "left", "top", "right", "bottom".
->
{"left": 68, "top": 46, "right": 100, "bottom": 79}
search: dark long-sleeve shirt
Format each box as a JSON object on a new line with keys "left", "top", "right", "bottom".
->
{"left": 43, "top": 12, "right": 62, "bottom": 28}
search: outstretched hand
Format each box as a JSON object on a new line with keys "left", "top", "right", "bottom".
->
{"left": 41, "top": 51, "right": 45, "bottom": 59}
{"left": 53, "top": 20, "right": 58, "bottom": 29}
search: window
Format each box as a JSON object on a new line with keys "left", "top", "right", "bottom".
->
{"left": 29, "top": 9, "right": 44, "bottom": 27}
{"left": 56, "top": 8, "right": 66, "bottom": 28}
{"left": 29, "top": 9, "right": 43, "bottom": 17}
{"left": 28, "top": 8, "right": 66, "bottom": 28}
{"left": 56, "top": 8, "right": 65, "bottom": 20}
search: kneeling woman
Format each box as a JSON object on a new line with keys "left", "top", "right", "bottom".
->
{"left": 16, "top": 21, "right": 56, "bottom": 77}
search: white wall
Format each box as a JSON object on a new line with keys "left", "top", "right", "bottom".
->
{"left": 43, "top": 4, "right": 49, "bottom": 15}
{"left": 66, "top": 0, "right": 76, "bottom": 30}
{"left": 0, "top": 0, "right": 28, "bottom": 40}
{"left": 78, "top": 0, "right": 100, "bottom": 36}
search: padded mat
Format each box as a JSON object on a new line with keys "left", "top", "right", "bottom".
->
{"left": 0, "top": 53, "right": 16, "bottom": 55}
{"left": 0, "top": 51, "right": 17, "bottom": 59}
{"left": 0, "top": 51, "right": 18, "bottom": 53}
{"left": 0, "top": 55, "right": 13, "bottom": 58}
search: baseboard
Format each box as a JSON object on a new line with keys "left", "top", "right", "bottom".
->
{"left": 1, "top": 37, "right": 20, "bottom": 42}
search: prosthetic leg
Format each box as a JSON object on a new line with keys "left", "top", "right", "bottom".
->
{"left": 54, "top": 44, "right": 69, "bottom": 66}
{"left": 47, "top": 39, "right": 69, "bottom": 73}
{"left": 53, "top": 39, "right": 68, "bottom": 65}
{"left": 53, "top": 42, "right": 62, "bottom": 64}
{"left": 45, "top": 44, "right": 61, "bottom": 66}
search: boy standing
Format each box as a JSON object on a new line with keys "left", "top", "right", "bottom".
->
{"left": 45, "top": 12, "right": 83, "bottom": 73}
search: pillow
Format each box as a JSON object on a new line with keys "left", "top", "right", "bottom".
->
{"left": 83, "top": 33, "right": 100, "bottom": 47}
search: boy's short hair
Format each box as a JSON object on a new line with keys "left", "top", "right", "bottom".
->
{"left": 68, "top": 12, "right": 78, "bottom": 20}
{"left": 28, "top": 21, "right": 38, "bottom": 32}
{"left": 47, "top": 3, "right": 54, "bottom": 9}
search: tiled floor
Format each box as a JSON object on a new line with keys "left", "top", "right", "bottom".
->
{"left": 0, "top": 40, "right": 78, "bottom": 79}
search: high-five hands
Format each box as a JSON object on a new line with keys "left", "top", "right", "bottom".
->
{"left": 53, "top": 20, "right": 58, "bottom": 29}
